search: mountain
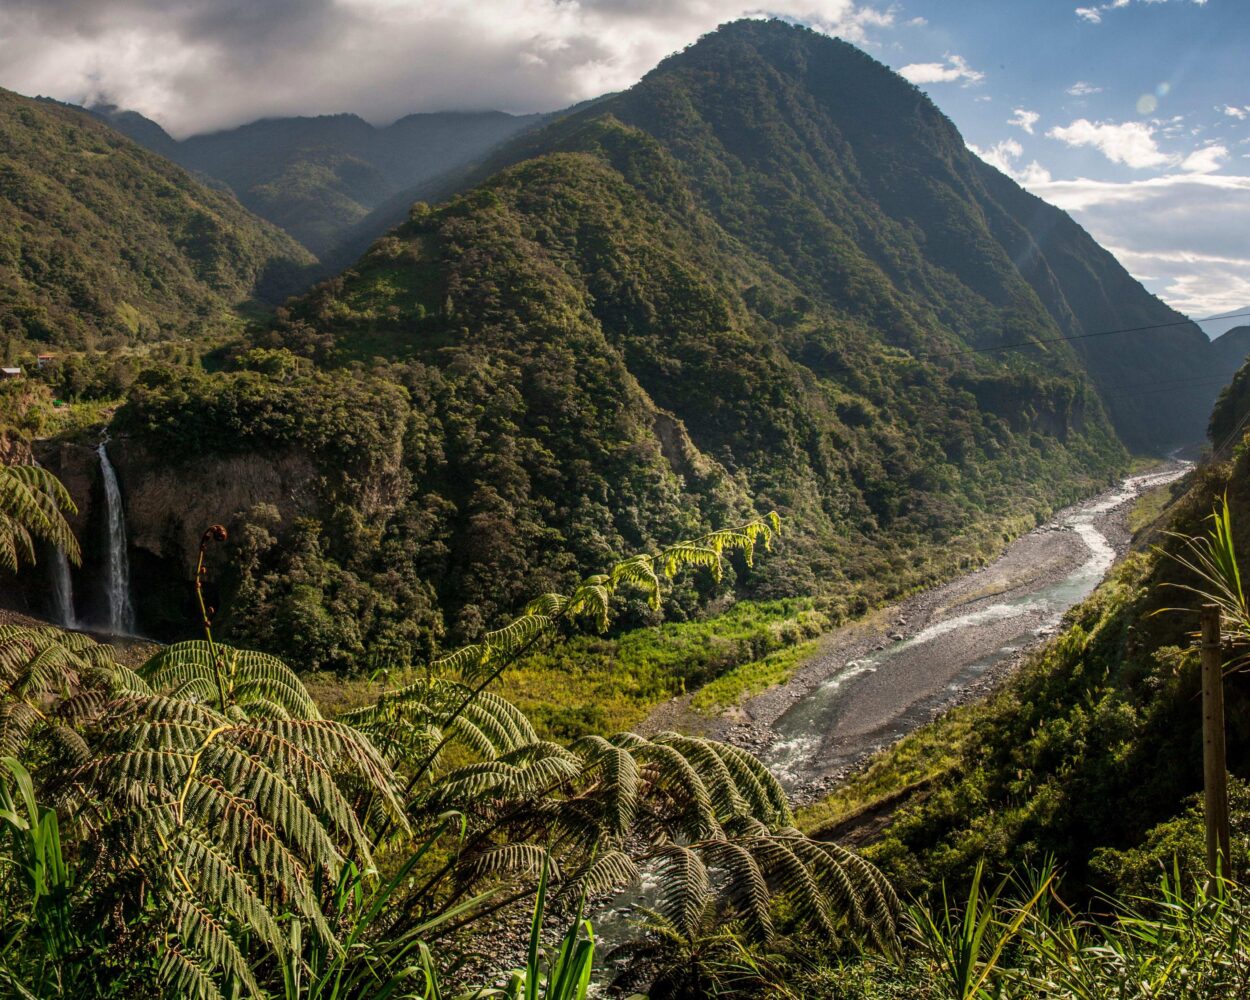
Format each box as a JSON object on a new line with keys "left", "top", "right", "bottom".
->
{"left": 455, "top": 20, "right": 1226, "bottom": 453}
{"left": 71, "top": 19, "right": 1160, "bottom": 665}
{"left": 816, "top": 368, "right": 1250, "bottom": 906}
{"left": 30, "top": 19, "right": 1249, "bottom": 671}
{"left": 92, "top": 105, "right": 545, "bottom": 258}
{"left": 0, "top": 90, "right": 314, "bottom": 350}
{"left": 1197, "top": 306, "right": 1250, "bottom": 340}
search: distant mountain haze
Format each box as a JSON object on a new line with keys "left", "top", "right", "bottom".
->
{"left": 90, "top": 104, "right": 545, "bottom": 258}
{"left": 1198, "top": 308, "right": 1250, "bottom": 341}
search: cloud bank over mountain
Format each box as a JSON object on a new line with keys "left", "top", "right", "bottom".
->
{"left": 0, "top": 0, "right": 893, "bottom": 136}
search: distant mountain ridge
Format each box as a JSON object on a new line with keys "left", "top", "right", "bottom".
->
{"left": 91, "top": 104, "right": 545, "bottom": 258}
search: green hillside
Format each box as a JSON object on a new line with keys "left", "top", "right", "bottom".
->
{"left": 799, "top": 356, "right": 1250, "bottom": 913}
{"left": 94, "top": 106, "right": 543, "bottom": 258}
{"left": 476, "top": 20, "right": 1225, "bottom": 452}
{"left": 0, "top": 90, "right": 315, "bottom": 351}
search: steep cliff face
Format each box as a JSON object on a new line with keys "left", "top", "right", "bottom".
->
{"left": 34, "top": 439, "right": 322, "bottom": 634}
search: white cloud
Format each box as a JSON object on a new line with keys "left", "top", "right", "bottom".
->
{"left": 968, "top": 139, "right": 1022, "bottom": 173}
{"left": 1181, "top": 143, "right": 1228, "bottom": 173}
{"left": 1008, "top": 108, "right": 1040, "bottom": 134}
{"left": 0, "top": 1, "right": 896, "bottom": 136}
{"left": 1027, "top": 171, "right": 1250, "bottom": 315}
{"left": 1017, "top": 160, "right": 1054, "bottom": 185}
{"left": 1066, "top": 81, "right": 1102, "bottom": 96}
{"left": 1046, "top": 118, "right": 1174, "bottom": 169}
{"left": 967, "top": 138, "right": 1052, "bottom": 186}
{"left": 1075, "top": 0, "right": 1207, "bottom": 23}
{"left": 1224, "top": 105, "right": 1250, "bottom": 120}
{"left": 898, "top": 52, "right": 984, "bottom": 86}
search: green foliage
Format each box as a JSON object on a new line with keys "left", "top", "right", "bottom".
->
{"left": 0, "top": 465, "right": 79, "bottom": 573}
{"left": 689, "top": 640, "right": 819, "bottom": 714}
{"left": 801, "top": 441, "right": 1250, "bottom": 910}
{"left": 0, "top": 502, "right": 902, "bottom": 997}
{"left": 904, "top": 861, "right": 1052, "bottom": 1000}
{"left": 462, "top": 854, "right": 595, "bottom": 1000}
{"left": 0, "top": 757, "right": 79, "bottom": 999}
{"left": 1089, "top": 780, "right": 1250, "bottom": 900}
{"left": 795, "top": 867, "right": 1250, "bottom": 999}
{"left": 499, "top": 598, "right": 828, "bottom": 738}
{"left": 0, "top": 89, "right": 313, "bottom": 352}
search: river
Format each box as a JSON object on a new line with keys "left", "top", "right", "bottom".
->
{"left": 750, "top": 464, "right": 1190, "bottom": 797}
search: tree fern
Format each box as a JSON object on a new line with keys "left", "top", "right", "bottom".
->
{"left": 0, "top": 464, "right": 80, "bottom": 573}
{"left": 142, "top": 640, "right": 321, "bottom": 718}
{"left": 0, "top": 504, "right": 901, "bottom": 996}
{"left": 0, "top": 623, "right": 411, "bottom": 999}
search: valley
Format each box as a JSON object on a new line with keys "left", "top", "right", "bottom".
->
{"left": 718, "top": 464, "right": 1187, "bottom": 797}
{"left": 0, "top": 12, "right": 1248, "bottom": 1000}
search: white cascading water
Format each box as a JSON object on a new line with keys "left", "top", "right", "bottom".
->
{"left": 97, "top": 442, "right": 135, "bottom": 635}
{"left": 49, "top": 546, "right": 78, "bottom": 628}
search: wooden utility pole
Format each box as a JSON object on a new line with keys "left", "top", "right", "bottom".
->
{"left": 1201, "top": 604, "right": 1232, "bottom": 883}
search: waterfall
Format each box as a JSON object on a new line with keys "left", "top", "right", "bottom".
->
{"left": 49, "top": 546, "right": 78, "bottom": 629}
{"left": 98, "top": 442, "right": 135, "bottom": 635}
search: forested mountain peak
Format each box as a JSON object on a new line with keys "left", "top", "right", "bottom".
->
{"left": 538, "top": 17, "right": 1222, "bottom": 451}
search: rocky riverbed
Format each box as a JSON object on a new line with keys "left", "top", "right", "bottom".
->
{"left": 648, "top": 463, "right": 1190, "bottom": 805}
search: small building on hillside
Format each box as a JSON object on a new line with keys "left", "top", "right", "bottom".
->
{"left": 1, "top": 366, "right": 23, "bottom": 379}
{"left": 36, "top": 353, "right": 55, "bottom": 369}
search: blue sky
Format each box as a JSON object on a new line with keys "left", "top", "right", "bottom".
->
{"left": 874, "top": 0, "right": 1249, "bottom": 323}
{"left": 0, "top": 0, "right": 1244, "bottom": 320}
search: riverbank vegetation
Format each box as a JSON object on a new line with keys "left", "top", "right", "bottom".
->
{"left": 790, "top": 425, "right": 1250, "bottom": 943}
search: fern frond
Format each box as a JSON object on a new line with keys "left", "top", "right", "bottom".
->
{"left": 0, "top": 465, "right": 80, "bottom": 570}
{"left": 702, "top": 839, "right": 774, "bottom": 941}
{"left": 558, "top": 849, "right": 642, "bottom": 901}
{"left": 660, "top": 544, "right": 721, "bottom": 582}
{"left": 142, "top": 642, "right": 320, "bottom": 719}
{"left": 573, "top": 735, "right": 640, "bottom": 837}
{"left": 157, "top": 946, "right": 226, "bottom": 1000}
{"left": 467, "top": 842, "right": 559, "bottom": 881}
{"left": 652, "top": 844, "right": 711, "bottom": 937}
{"left": 169, "top": 892, "right": 264, "bottom": 998}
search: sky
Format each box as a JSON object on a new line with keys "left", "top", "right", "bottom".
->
{"left": 0, "top": 0, "right": 1245, "bottom": 324}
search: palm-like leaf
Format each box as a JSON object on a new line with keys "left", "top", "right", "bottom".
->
{"left": 0, "top": 465, "right": 79, "bottom": 572}
{"left": 142, "top": 641, "right": 321, "bottom": 717}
